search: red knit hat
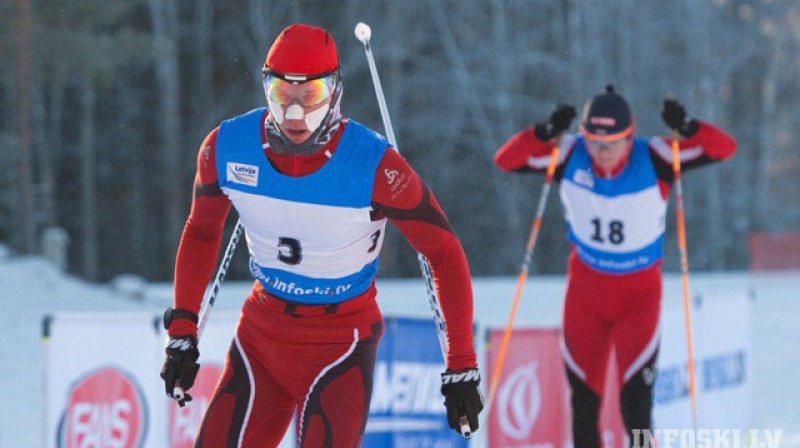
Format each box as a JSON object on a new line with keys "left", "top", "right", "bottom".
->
{"left": 265, "top": 24, "right": 339, "bottom": 77}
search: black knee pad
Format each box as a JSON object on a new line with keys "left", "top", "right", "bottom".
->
{"left": 567, "top": 367, "right": 601, "bottom": 448}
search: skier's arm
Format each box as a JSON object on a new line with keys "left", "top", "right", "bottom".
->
{"left": 170, "top": 128, "right": 232, "bottom": 337}
{"left": 494, "top": 127, "right": 562, "bottom": 173}
{"left": 495, "top": 104, "right": 577, "bottom": 174}
{"left": 371, "top": 149, "right": 476, "bottom": 371}
{"left": 648, "top": 120, "right": 738, "bottom": 181}
{"left": 494, "top": 130, "right": 576, "bottom": 184}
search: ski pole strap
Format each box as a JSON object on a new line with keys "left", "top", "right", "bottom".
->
{"left": 162, "top": 307, "right": 199, "bottom": 330}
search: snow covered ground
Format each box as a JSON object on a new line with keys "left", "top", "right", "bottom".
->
{"left": 1, "top": 247, "right": 798, "bottom": 447}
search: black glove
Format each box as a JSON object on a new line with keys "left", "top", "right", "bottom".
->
{"left": 661, "top": 98, "right": 699, "bottom": 137}
{"left": 441, "top": 368, "right": 484, "bottom": 436}
{"left": 160, "top": 335, "right": 200, "bottom": 407}
{"left": 534, "top": 104, "right": 576, "bottom": 141}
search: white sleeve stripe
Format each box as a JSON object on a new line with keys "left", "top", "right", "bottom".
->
{"left": 526, "top": 155, "right": 553, "bottom": 169}
{"left": 525, "top": 134, "right": 576, "bottom": 169}
{"left": 649, "top": 136, "right": 705, "bottom": 163}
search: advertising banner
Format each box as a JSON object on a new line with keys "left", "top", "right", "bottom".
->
{"left": 43, "top": 310, "right": 251, "bottom": 448}
{"left": 44, "top": 312, "right": 161, "bottom": 448}
{"left": 41, "top": 290, "right": 749, "bottom": 448}
{"left": 363, "top": 317, "right": 466, "bottom": 448}
{"left": 161, "top": 310, "right": 239, "bottom": 448}
{"left": 652, "top": 291, "right": 752, "bottom": 430}
{"left": 485, "top": 291, "right": 752, "bottom": 448}
{"left": 486, "top": 328, "right": 570, "bottom": 448}
{"left": 44, "top": 312, "right": 460, "bottom": 448}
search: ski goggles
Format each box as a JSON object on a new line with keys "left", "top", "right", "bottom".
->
{"left": 580, "top": 123, "right": 634, "bottom": 142}
{"left": 263, "top": 71, "right": 335, "bottom": 108}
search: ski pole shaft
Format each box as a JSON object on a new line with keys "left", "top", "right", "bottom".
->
{"left": 355, "top": 23, "right": 397, "bottom": 148}
{"left": 196, "top": 220, "right": 244, "bottom": 340}
{"left": 486, "top": 145, "right": 560, "bottom": 415}
{"left": 355, "top": 22, "right": 467, "bottom": 438}
{"left": 174, "top": 219, "right": 243, "bottom": 401}
{"left": 671, "top": 129, "right": 699, "bottom": 430}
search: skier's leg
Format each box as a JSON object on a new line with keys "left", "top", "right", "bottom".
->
{"left": 612, "top": 273, "right": 661, "bottom": 445}
{"left": 297, "top": 321, "right": 383, "bottom": 448}
{"left": 563, "top": 279, "right": 612, "bottom": 448}
{"left": 566, "top": 367, "right": 603, "bottom": 448}
{"left": 194, "top": 335, "right": 295, "bottom": 448}
{"left": 619, "top": 353, "right": 657, "bottom": 446}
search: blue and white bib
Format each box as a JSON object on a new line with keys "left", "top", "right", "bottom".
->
{"left": 216, "top": 108, "right": 388, "bottom": 303}
{"left": 559, "top": 137, "right": 667, "bottom": 274}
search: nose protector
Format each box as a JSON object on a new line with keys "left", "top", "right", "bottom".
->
{"left": 285, "top": 104, "right": 304, "bottom": 120}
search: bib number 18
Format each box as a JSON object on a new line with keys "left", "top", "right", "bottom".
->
{"left": 590, "top": 218, "right": 625, "bottom": 245}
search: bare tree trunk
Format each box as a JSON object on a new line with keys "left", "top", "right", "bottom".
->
{"left": 427, "top": 0, "right": 499, "bottom": 152}
{"left": 245, "top": 0, "right": 282, "bottom": 96}
{"left": 191, "top": 0, "right": 216, "bottom": 132}
{"left": 33, "top": 71, "right": 54, "bottom": 229}
{"left": 692, "top": 0, "right": 725, "bottom": 270}
{"left": 15, "top": 0, "right": 35, "bottom": 253}
{"left": 387, "top": 0, "right": 401, "bottom": 132}
{"left": 79, "top": 77, "right": 98, "bottom": 280}
{"left": 45, "top": 78, "right": 66, "bottom": 228}
{"left": 754, "top": 45, "right": 779, "bottom": 232}
{"left": 489, "top": 1, "right": 526, "bottom": 267}
{"left": 148, "top": 0, "right": 182, "bottom": 257}
{"left": 116, "top": 83, "right": 149, "bottom": 276}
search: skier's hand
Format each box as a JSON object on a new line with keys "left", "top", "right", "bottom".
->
{"left": 534, "top": 104, "right": 576, "bottom": 141}
{"left": 661, "top": 97, "right": 699, "bottom": 137}
{"left": 160, "top": 335, "right": 200, "bottom": 407}
{"left": 441, "top": 368, "right": 484, "bottom": 437}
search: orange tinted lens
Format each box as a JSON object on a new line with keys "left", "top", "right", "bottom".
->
{"left": 586, "top": 136, "right": 626, "bottom": 147}
{"left": 266, "top": 75, "right": 333, "bottom": 107}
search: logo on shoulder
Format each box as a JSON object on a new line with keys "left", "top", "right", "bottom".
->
{"left": 384, "top": 169, "right": 398, "bottom": 184}
{"left": 201, "top": 145, "right": 211, "bottom": 167}
{"left": 573, "top": 168, "right": 594, "bottom": 188}
{"left": 227, "top": 162, "right": 259, "bottom": 187}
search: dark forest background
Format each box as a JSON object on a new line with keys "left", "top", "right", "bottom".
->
{"left": 3, "top": 0, "right": 798, "bottom": 282}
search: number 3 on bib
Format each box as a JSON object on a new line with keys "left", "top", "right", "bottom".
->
{"left": 277, "top": 237, "right": 302, "bottom": 265}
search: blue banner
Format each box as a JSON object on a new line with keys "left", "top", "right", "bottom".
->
{"left": 363, "top": 317, "right": 467, "bottom": 448}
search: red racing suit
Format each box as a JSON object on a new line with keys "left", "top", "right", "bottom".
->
{"left": 495, "top": 121, "right": 736, "bottom": 447}
{"left": 169, "top": 110, "right": 477, "bottom": 447}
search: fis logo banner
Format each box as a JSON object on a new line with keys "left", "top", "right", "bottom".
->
{"left": 227, "top": 162, "right": 259, "bottom": 186}
{"left": 58, "top": 367, "right": 146, "bottom": 448}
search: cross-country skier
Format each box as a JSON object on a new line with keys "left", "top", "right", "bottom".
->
{"left": 160, "top": 23, "right": 483, "bottom": 447}
{"left": 494, "top": 85, "right": 736, "bottom": 447}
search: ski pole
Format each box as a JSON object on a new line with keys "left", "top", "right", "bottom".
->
{"left": 173, "top": 219, "right": 244, "bottom": 402}
{"left": 485, "top": 143, "right": 560, "bottom": 416}
{"left": 354, "top": 22, "right": 470, "bottom": 439}
{"left": 670, "top": 129, "right": 699, "bottom": 430}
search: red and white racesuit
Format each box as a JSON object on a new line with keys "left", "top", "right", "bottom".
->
{"left": 495, "top": 121, "right": 736, "bottom": 446}
{"left": 171, "top": 110, "right": 476, "bottom": 447}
